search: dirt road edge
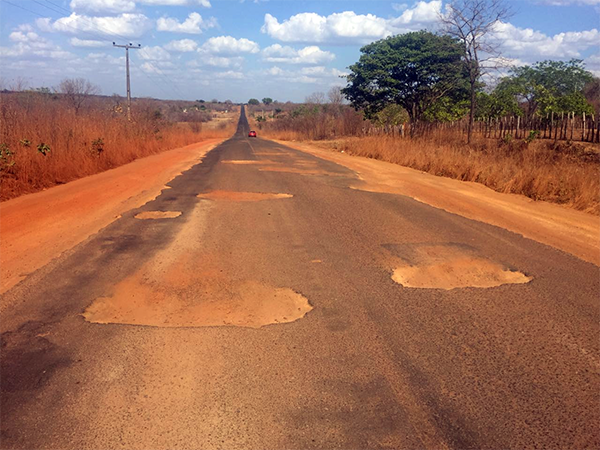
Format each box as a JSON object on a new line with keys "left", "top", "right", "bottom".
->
{"left": 278, "top": 140, "right": 600, "bottom": 266}
{"left": 0, "top": 139, "right": 224, "bottom": 295}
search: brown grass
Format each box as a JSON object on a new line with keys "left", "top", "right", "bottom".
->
{"left": 262, "top": 127, "right": 600, "bottom": 215}
{"left": 0, "top": 93, "right": 235, "bottom": 201}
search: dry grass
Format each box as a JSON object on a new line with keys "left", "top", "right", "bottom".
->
{"left": 0, "top": 93, "right": 235, "bottom": 200}
{"left": 262, "top": 128, "right": 600, "bottom": 214}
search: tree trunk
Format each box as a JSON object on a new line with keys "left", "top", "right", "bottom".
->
{"left": 467, "top": 78, "right": 476, "bottom": 144}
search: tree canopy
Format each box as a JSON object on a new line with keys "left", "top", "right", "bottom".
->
{"left": 342, "top": 31, "right": 468, "bottom": 122}
{"left": 496, "top": 59, "right": 594, "bottom": 119}
{"left": 248, "top": 98, "right": 260, "bottom": 105}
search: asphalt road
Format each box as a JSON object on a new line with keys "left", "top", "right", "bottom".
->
{"left": 1, "top": 107, "right": 598, "bottom": 449}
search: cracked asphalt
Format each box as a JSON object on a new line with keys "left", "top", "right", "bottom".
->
{"left": 1, "top": 107, "right": 598, "bottom": 449}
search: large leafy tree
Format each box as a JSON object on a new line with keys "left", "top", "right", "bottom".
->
{"left": 496, "top": 59, "right": 594, "bottom": 120}
{"left": 475, "top": 90, "right": 521, "bottom": 120}
{"left": 342, "top": 31, "right": 468, "bottom": 122}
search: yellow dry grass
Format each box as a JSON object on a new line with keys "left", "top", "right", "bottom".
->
{"left": 263, "top": 129, "right": 600, "bottom": 215}
{"left": 0, "top": 94, "right": 235, "bottom": 200}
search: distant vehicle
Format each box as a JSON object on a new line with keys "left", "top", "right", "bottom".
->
{"left": 248, "top": 130, "right": 257, "bottom": 137}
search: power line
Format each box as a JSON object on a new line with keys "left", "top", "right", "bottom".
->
{"left": 2, "top": 0, "right": 186, "bottom": 100}
{"left": 37, "top": 0, "right": 189, "bottom": 99}
{"left": 36, "top": 0, "right": 184, "bottom": 99}
{"left": 114, "top": 42, "right": 141, "bottom": 121}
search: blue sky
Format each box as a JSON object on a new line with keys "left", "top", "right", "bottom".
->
{"left": 1, "top": 0, "right": 599, "bottom": 102}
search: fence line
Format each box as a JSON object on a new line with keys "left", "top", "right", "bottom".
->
{"left": 361, "top": 114, "right": 599, "bottom": 143}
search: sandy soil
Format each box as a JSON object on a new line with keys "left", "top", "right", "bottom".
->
{"left": 135, "top": 211, "right": 183, "bottom": 220}
{"left": 391, "top": 244, "right": 531, "bottom": 289}
{"left": 197, "top": 191, "right": 293, "bottom": 202}
{"left": 259, "top": 166, "right": 342, "bottom": 176}
{"left": 276, "top": 140, "right": 600, "bottom": 266}
{"left": 84, "top": 199, "right": 312, "bottom": 328}
{"left": 221, "top": 160, "right": 279, "bottom": 165}
{"left": 0, "top": 139, "right": 223, "bottom": 295}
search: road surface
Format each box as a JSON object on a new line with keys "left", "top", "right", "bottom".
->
{"left": 1, "top": 107, "right": 598, "bottom": 449}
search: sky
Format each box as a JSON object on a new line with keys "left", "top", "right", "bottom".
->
{"left": 0, "top": 0, "right": 599, "bottom": 103}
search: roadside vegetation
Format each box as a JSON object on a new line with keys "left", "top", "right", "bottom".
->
{"left": 247, "top": 1, "right": 600, "bottom": 215}
{"left": 0, "top": 79, "right": 236, "bottom": 201}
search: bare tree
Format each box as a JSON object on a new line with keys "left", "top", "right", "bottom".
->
{"left": 56, "top": 78, "right": 100, "bottom": 113}
{"left": 327, "top": 86, "right": 345, "bottom": 105}
{"left": 440, "top": 0, "right": 512, "bottom": 143}
{"left": 305, "top": 92, "right": 326, "bottom": 105}
{"left": 9, "top": 76, "right": 30, "bottom": 92}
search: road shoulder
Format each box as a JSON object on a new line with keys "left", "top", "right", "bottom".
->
{"left": 0, "top": 139, "right": 224, "bottom": 296}
{"left": 276, "top": 139, "right": 600, "bottom": 266}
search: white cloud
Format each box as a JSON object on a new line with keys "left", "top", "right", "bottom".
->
{"left": 70, "top": 0, "right": 136, "bottom": 14}
{"left": 156, "top": 12, "right": 217, "bottom": 34}
{"left": 1, "top": 31, "right": 74, "bottom": 60}
{"left": 86, "top": 52, "right": 124, "bottom": 65}
{"left": 215, "top": 70, "right": 244, "bottom": 79}
{"left": 492, "top": 22, "right": 600, "bottom": 61}
{"left": 392, "top": 3, "right": 409, "bottom": 11}
{"left": 584, "top": 53, "right": 600, "bottom": 76}
{"left": 16, "top": 24, "right": 34, "bottom": 32}
{"left": 140, "top": 61, "right": 173, "bottom": 73}
{"left": 36, "top": 13, "right": 152, "bottom": 38}
{"left": 69, "top": 0, "right": 211, "bottom": 13}
{"left": 191, "top": 56, "right": 244, "bottom": 68}
{"left": 9, "top": 31, "right": 51, "bottom": 46}
{"left": 265, "top": 66, "right": 284, "bottom": 76}
{"left": 300, "top": 66, "right": 348, "bottom": 78}
{"left": 139, "top": 45, "right": 171, "bottom": 60}
{"left": 198, "top": 36, "right": 259, "bottom": 55}
{"left": 140, "top": 0, "right": 211, "bottom": 6}
{"left": 261, "top": 1, "right": 441, "bottom": 44}
{"left": 262, "top": 44, "right": 334, "bottom": 64}
{"left": 164, "top": 39, "right": 198, "bottom": 52}
{"left": 392, "top": 0, "right": 440, "bottom": 24}
{"left": 261, "top": 65, "right": 347, "bottom": 84}
{"left": 70, "top": 37, "right": 108, "bottom": 47}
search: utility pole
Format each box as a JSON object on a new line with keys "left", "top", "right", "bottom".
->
{"left": 113, "top": 42, "right": 141, "bottom": 121}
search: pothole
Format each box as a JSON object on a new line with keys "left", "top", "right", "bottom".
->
{"left": 259, "top": 167, "right": 339, "bottom": 176}
{"left": 134, "top": 211, "right": 182, "bottom": 220}
{"left": 388, "top": 243, "right": 532, "bottom": 289}
{"left": 221, "top": 160, "right": 278, "bottom": 165}
{"left": 197, "top": 191, "right": 293, "bottom": 202}
{"left": 83, "top": 271, "right": 312, "bottom": 328}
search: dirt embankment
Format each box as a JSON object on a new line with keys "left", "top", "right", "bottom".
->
{"left": 277, "top": 140, "right": 600, "bottom": 266}
{"left": 0, "top": 139, "right": 223, "bottom": 295}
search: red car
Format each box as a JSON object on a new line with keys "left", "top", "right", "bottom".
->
{"left": 248, "top": 130, "right": 257, "bottom": 137}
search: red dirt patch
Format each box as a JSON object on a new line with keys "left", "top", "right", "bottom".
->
{"left": 197, "top": 191, "right": 293, "bottom": 201}
{"left": 221, "top": 160, "right": 279, "bottom": 165}
{"left": 0, "top": 139, "right": 222, "bottom": 297}
{"left": 134, "top": 211, "right": 182, "bottom": 220}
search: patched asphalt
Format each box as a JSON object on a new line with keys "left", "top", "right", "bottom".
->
{"left": 1, "top": 107, "right": 598, "bottom": 449}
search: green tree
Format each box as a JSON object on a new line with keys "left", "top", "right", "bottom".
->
{"left": 373, "top": 104, "right": 409, "bottom": 127}
{"left": 248, "top": 98, "right": 260, "bottom": 105}
{"left": 496, "top": 59, "right": 594, "bottom": 120}
{"left": 475, "top": 91, "right": 521, "bottom": 120}
{"left": 342, "top": 31, "right": 468, "bottom": 122}
{"left": 262, "top": 97, "right": 273, "bottom": 105}
{"left": 422, "top": 97, "right": 470, "bottom": 122}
